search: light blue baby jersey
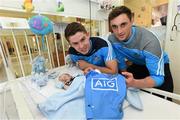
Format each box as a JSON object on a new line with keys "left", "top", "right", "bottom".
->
{"left": 108, "top": 26, "right": 170, "bottom": 86}
{"left": 85, "top": 70, "right": 126, "bottom": 119}
{"left": 69, "top": 37, "right": 116, "bottom": 67}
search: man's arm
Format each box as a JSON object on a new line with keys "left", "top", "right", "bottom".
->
{"left": 77, "top": 59, "right": 118, "bottom": 74}
{"left": 122, "top": 71, "right": 156, "bottom": 88}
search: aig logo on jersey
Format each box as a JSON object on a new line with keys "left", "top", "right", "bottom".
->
{"left": 91, "top": 77, "right": 118, "bottom": 91}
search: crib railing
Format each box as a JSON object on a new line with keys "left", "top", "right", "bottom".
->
{"left": 142, "top": 88, "right": 180, "bottom": 103}
{"left": 0, "top": 28, "right": 68, "bottom": 119}
{"left": 0, "top": 28, "right": 67, "bottom": 80}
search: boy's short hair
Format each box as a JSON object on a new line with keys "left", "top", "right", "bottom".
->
{"left": 64, "top": 22, "right": 87, "bottom": 41}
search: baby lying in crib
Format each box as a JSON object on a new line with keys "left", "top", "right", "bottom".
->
{"left": 57, "top": 67, "right": 93, "bottom": 90}
{"left": 56, "top": 73, "right": 75, "bottom": 90}
{"left": 58, "top": 73, "right": 75, "bottom": 90}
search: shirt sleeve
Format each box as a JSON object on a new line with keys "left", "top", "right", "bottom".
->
{"left": 116, "top": 53, "right": 127, "bottom": 70}
{"left": 69, "top": 54, "right": 78, "bottom": 63}
{"left": 103, "top": 40, "right": 117, "bottom": 62}
{"left": 145, "top": 51, "right": 164, "bottom": 86}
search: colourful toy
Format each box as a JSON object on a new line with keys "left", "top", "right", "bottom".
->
{"left": 28, "top": 15, "right": 53, "bottom": 50}
{"left": 56, "top": 0, "right": 64, "bottom": 12}
{"left": 22, "top": 0, "right": 34, "bottom": 13}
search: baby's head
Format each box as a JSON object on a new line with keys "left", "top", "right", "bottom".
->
{"left": 58, "top": 73, "right": 72, "bottom": 84}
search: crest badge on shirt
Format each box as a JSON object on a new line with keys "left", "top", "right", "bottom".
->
{"left": 133, "top": 53, "right": 141, "bottom": 58}
{"left": 91, "top": 77, "right": 118, "bottom": 91}
{"left": 93, "top": 56, "right": 101, "bottom": 62}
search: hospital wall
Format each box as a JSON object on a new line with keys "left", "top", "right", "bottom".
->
{"left": 165, "top": 0, "right": 180, "bottom": 94}
{"left": 0, "top": 0, "right": 114, "bottom": 36}
{"left": 0, "top": 0, "right": 108, "bottom": 20}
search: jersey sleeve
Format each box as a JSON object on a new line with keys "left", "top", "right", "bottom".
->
{"left": 107, "top": 35, "right": 127, "bottom": 70}
{"left": 145, "top": 51, "right": 164, "bottom": 86}
{"left": 115, "top": 51, "right": 127, "bottom": 70}
{"left": 102, "top": 40, "right": 116, "bottom": 62}
{"left": 68, "top": 48, "right": 79, "bottom": 63}
{"left": 69, "top": 54, "right": 78, "bottom": 63}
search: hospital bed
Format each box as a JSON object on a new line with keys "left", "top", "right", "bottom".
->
{"left": 1, "top": 65, "right": 180, "bottom": 120}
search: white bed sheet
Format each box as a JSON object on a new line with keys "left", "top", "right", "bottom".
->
{"left": 124, "top": 91, "right": 180, "bottom": 119}
{"left": 18, "top": 66, "right": 180, "bottom": 120}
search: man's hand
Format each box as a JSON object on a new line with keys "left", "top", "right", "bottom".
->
{"left": 77, "top": 59, "right": 118, "bottom": 74}
{"left": 77, "top": 60, "right": 92, "bottom": 70}
{"left": 121, "top": 71, "right": 135, "bottom": 87}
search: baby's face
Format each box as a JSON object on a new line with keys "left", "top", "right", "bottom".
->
{"left": 59, "top": 73, "right": 72, "bottom": 83}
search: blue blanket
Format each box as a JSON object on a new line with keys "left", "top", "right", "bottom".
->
{"left": 38, "top": 74, "right": 143, "bottom": 120}
{"left": 38, "top": 75, "right": 86, "bottom": 119}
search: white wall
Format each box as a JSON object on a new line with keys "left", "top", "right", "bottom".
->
{"left": 0, "top": 0, "right": 108, "bottom": 20}
{"left": 165, "top": 0, "right": 180, "bottom": 94}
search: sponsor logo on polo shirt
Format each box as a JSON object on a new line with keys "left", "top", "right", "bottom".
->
{"left": 91, "top": 77, "right": 118, "bottom": 91}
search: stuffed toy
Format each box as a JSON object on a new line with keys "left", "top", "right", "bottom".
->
{"left": 28, "top": 15, "right": 53, "bottom": 50}
{"left": 31, "top": 56, "right": 48, "bottom": 87}
{"left": 31, "top": 56, "right": 47, "bottom": 74}
{"left": 22, "top": 0, "right": 34, "bottom": 13}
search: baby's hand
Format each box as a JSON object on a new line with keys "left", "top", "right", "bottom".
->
{"left": 83, "top": 67, "right": 94, "bottom": 75}
{"left": 63, "top": 85, "right": 69, "bottom": 90}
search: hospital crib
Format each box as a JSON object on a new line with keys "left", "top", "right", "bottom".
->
{"left": 0, "top": 20, "right": 69, "bottom": 119}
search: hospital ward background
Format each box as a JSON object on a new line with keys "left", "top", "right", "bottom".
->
{"left": 0, "top": 0, "right": 180, "bottom": 119}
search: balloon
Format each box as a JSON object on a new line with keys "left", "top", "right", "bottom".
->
{"left": 29, "top": 15, "right": 53, "bottom": 50}
{"left": 29, "top": 15, "right": 53, "bottom": 35}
